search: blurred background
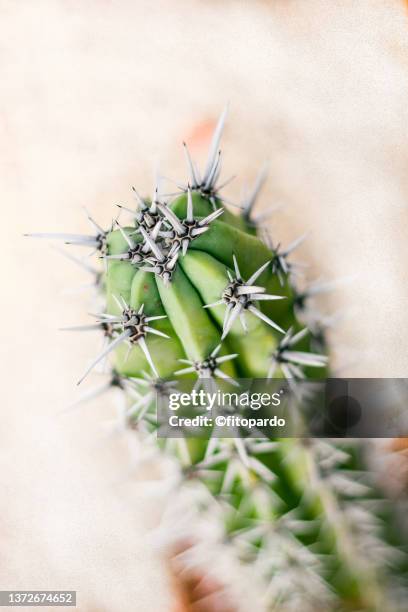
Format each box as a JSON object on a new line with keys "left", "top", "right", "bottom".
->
{"left": 2, "top": 0, "right": 408, "bottom": 610}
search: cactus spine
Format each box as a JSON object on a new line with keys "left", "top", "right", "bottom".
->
{"left": 29, "top": 112, "right": 407, "bottom": 611}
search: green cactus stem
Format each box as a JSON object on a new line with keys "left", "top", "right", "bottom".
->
{"left": 28, "top": 111, "right": 408, "bottom": 611}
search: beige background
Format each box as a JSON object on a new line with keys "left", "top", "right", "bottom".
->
{"left": 2, "top": 1, "right": 408, "bottom": 610}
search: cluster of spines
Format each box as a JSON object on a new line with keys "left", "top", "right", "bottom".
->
{"left": 114, "top": 187, "right": 224, "bottom": 280}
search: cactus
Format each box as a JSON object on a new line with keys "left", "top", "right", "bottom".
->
{"left": 28, "top": 112, "right": 407, "bottom": 611}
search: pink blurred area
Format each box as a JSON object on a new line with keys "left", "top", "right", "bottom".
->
{"left": 2, "top": 0, "right": 408, "bottom": 610}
